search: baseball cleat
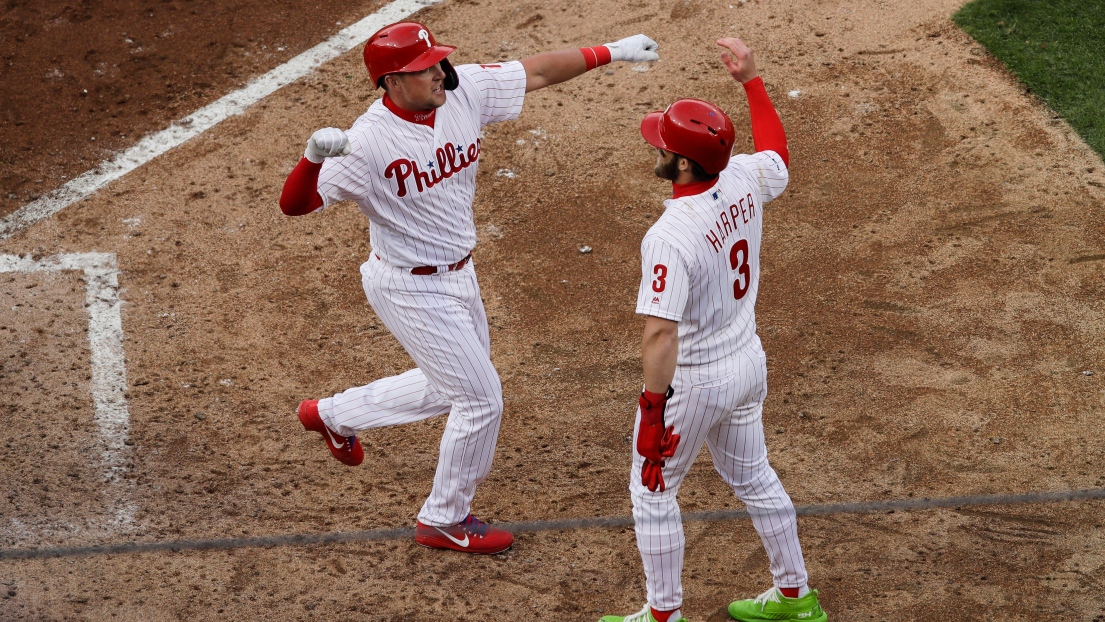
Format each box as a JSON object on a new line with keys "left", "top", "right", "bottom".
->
{"left": 728, "top": 587, "right": 827, "bottom": 621}
{"left": 297, "top": 399, "right": 364, "bottom": 467}
{"left": 599, "top": 604, "right": 686, "bottom": 622}
{"left": 414, "top": 514, "right": 513, "bottom": 555}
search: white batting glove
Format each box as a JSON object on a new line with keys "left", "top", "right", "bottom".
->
{"left": 605, "top": 34, "right": 660, "bottom": 63}
{"left": 304, "top": 127, "right": 351, "bottom": 163}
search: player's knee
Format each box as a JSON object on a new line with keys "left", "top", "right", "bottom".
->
{"left": 729, "top": 467, "right": 789, "bottom": 506}
{"left": 455, "top": 384, "right": 503, "bottom": 420}
{"left": 482, "top": 378, "right": 505, "bottom": 416}
{"left": 717, "top": 455, "right": 771, "bottom": 488}
{"left": 486, "top": 392, "right": 504, "bottom": 418}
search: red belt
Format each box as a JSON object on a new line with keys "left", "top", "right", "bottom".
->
{"left": 410, "top": 253, "right": 471, "bottom": 275}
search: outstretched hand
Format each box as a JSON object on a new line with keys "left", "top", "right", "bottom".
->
{"left": 717, "top": 37, "right": 758, "bottom": 84}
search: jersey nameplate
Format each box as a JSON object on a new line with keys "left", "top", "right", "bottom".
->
{"left": 705, "top": 193, "right": 757, "bottom": 253}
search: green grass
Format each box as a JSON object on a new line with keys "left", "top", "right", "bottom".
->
{"left": 953, "top": 0, "right": 1105, "bottom": 157}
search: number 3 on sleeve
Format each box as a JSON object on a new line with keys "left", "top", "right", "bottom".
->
{"left": 652, "top": 264, "right": 667, "bottom": 292}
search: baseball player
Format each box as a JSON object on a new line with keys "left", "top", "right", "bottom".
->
{"left": 278, "top": 21, "right": 660, "bottom": 555}
{"left": 600, "top": 39, "right": 827, "bottom": 622}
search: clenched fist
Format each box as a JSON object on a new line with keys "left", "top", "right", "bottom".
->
{"left": 304, "top": 127, "right": 351, "bottom": 163}
{"left": 605, "top": 34, "right": 660, "bottom": 63}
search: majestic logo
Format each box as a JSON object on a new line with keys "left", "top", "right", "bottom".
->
{"left": 385, "top": 139, "right": 482, "bottom": 197}
{"left": 434, "top": 527, "right": 470, "bottom": 548}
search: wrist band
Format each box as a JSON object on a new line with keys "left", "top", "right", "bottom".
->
{"left": 640, "top": 389, "right": 669, "bottom": 410}
{"left": 580, "top": 45, "right": 613, "bottom": 71}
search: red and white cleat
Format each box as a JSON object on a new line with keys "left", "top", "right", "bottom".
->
{"left": 415, "top": 514, "right": 513, "bottom": 555}
{"left": 297, "top": 399, "right": 363, "bottom": 467}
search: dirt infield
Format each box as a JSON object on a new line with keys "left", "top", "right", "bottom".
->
{"left": 2, "top": 0, "right": 1105, "bottom": 620}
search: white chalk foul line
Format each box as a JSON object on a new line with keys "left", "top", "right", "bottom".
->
{"left": 0, "top": 253, "right": 134, "bottom": 529}
{"left": 0, "top": 0, "right": 446, "bottom": 242}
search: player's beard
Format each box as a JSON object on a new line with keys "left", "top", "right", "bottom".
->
{"left": 654, "top": 154, "right": 681, "bottom": 181}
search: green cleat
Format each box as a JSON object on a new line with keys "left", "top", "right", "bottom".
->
{"left": 599, "top": 604, "right": 687, "bottom": 622}
{"left": 727, "top": 587, "right": 827, "bottom": 621}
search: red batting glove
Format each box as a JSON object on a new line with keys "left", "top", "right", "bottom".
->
{"left": 642, "top": 460, "right": 666, "bottom": 492}
{"left": 659, "top": 425, "right": 680, "bottom": 458}
{"left": 637, "top": 387, "right": 680, "bottom": 492}
{"left": 637, "top": 388, "right": 672, "bottom": 462}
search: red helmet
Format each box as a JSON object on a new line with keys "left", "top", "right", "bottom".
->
{"left": 363, "top": 21, "right": 459, "bottom": 90}
{"left": 640, "top": 99, "right": 735, "bottom": 175}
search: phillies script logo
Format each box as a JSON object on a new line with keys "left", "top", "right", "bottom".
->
{"left": 384, "top": 139, "right": 482, "bottom": 197}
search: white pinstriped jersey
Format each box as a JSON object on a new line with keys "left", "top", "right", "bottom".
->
{"left": 317, "top": 61, "right": 527, "bottom": 268}
{"left": 635, "top": 150, "right": 788, "bottom": 367}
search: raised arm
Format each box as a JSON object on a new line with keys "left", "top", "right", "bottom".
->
{"left": 280, "top": 159, "right": 324, "bottom": 216}
{"left": 278, "top": 128, "right": 350, "bottom": 216}
{"left": 717, "top": 38, "right": 789, "bottom": 167}
{"left": 521, "top": 34, "right": 659, "bottom": 93}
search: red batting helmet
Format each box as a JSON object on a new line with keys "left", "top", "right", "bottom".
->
{"left": 363, "top": 21, "right": 459, "bottom": 90}
{"left": 640, "top": 99, "right": 735, "bottom": 175}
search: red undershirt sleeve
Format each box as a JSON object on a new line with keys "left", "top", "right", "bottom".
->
{"left": 279, "top": 157, "right": 325, "bottom": 216}
{"left": 742, "top": 76, "right": 789, "bottom": 168}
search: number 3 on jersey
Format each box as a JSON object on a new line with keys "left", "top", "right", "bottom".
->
{"left": 652, "top": 264, "right": 667, "bottom": 292}
{"left": 729, "top": 239, "right": 750, "bottom": 300}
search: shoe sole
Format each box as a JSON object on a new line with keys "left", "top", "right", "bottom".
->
{"left": 414, "top": 535, "right": 512, "bottom": 555}
{"left": 728, "top": 613, "right": 827, "bottom": 622}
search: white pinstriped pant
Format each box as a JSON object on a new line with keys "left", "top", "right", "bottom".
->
{"left": 630, "top": 347, "right": 808, "bottom": 610}
{"left": 317, "top": 254, "right": 503, "bottom": 527}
